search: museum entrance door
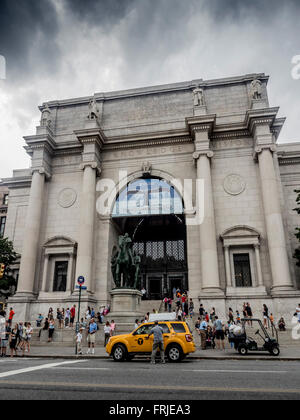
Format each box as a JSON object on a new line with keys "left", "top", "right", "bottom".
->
{"left": 112, "top": 177, "right": 188, "bottom": 300}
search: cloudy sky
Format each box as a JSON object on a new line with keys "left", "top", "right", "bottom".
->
{"left": 0, "top": 0, "right": 299, "bottom": 179}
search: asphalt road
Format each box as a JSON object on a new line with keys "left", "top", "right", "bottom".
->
{"left": 0, "top": 357, "right": 299, "bottom": 401}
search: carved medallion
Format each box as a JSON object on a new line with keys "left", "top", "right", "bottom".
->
{"left": 223, "top": 174, "right": 246, "bottom": 196}
{"left": 58, "top": 188, "right": 77, "bottom": 208}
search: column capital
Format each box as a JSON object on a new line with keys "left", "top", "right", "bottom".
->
{"left": 193, "top": 150, "right": 214, "bottom": 162}
{"left": 31, "top": 167, "right": 52, "bottom": 180}
{"left": 79, "top": 161, "right": 102, "bottom": 176}
{"left": 253, "top": 144, "right": 277, "bottom": 160}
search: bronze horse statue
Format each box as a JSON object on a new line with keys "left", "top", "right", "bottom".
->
{"left": 112, "top": 233, "right": 141, "bottom": 289}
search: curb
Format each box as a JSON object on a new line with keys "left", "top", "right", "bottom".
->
{"left": 9, "top": 355, "right": 300, "bottom": 362}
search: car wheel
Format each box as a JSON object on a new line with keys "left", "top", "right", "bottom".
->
{"left": 112, "top": 344, "right": 127, "bottom": 362}
{"left": 238, "top": 344, "right": 248, "bottom": 356}
{"left": 167, "top": 344, "right": 183, "bottom": 363}
{"left": 270, "top": 346, "right": 280, "bottom": 357}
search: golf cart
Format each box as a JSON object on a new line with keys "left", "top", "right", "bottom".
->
{"left": 228, "top": 318, "right": 280, "bottom": 356}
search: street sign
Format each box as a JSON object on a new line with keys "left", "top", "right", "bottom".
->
{"left": 77, "top": 276, "right": 85, "bottom": 285}
{"left": 76, "top": 285, "right": 87, "bottom": 290}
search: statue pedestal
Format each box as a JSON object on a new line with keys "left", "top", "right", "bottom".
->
{"left": 194, "top": 105, "right": 207, "bottom": 116}
{"left": 109, "top": 289, "right": 143, "bottom": 324}
{"left": 251, "top": 98, "right": 267, "bottom": 109}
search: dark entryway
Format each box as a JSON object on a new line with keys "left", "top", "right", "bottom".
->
{"left": 113, "top": 214, "right": 188, "bottom": 300}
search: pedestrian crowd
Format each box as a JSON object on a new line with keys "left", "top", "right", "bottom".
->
{"left": 0, "top": 307, "right": 33, "bottom": 358}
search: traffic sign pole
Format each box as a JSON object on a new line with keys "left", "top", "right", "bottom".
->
{"left": 75, "top": 276, "right": 85, "bottom": 356}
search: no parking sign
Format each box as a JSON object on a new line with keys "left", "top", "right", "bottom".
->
{"left": 77, "top": 276, "right": 85, "bottom": 286}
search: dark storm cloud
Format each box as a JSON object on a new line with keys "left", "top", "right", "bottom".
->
{"left": 205, "top": 0, "right": 300, "bottom": 21}
{"left": 0, "top": 0, "right": 60, "bottom": 78}
{"left": 63, "top": 0, "right": 136, "bottom": 26}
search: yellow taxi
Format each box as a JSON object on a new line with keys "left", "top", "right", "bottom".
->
{"left": 106, "top": 316, "right": 196, "bottom": 362}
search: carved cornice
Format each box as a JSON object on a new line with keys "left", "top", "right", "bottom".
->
{"left": 104, "top": 136, "right": 192, "bottom": 152}
{"left": 74, "top": 126, "right": 106, "bottom": 149}
{"left": 186, "top": 114, "right": 216, "bottom": 138}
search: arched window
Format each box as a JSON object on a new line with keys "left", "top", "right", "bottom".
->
{"left": 112, "top": 178, "right": 183, "bottom": 218}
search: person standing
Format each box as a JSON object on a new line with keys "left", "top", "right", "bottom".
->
{"left": 246, "top": 303, "right": 253, "bottom": 326}
{"left": 9, "top": 324, "right": 18, "bottom": 358}
{"left": 87, "top": 318, "right": 97, "bottom": 354}
{"left": 163, "top": 297, "right": 168, "bottom": 312}
{"left": 189, "top": 299, "right": 194, "bottom": 319}
{"left": 199, "top": 304, "right": 205, "bottom": 321}
{"left": 147, "top": 321, "right": 165, "bottom": 365}
{"left": 8, "top": 308, "right": 15, "bottom": 327}
{"left": 228, "top": 308, "right": 234, "bottom": 324}
{"left": 213, "top": 316, "right": 225, "bottom": 351}
{"left": 210, "top": 308, "right": 216, "bottom": 323}
{"left": 1, "top": 321, "right": 10, "bottom": 357}
{"left": 76, "top": 328, "right": 83, "bottom": 355}
{"left": 48, "top": 319, "right": 55, "bottom": 342}
{"left": 110, "top": 320, "right": 116, "bottom": 336}
{"left": 296, "top": 304, "right": 300, "bottom": 324}
{"left": 65, "top": 308, "right": 71, "bottom": 328}
{"left": 263, "top": 304, "right": 269, "bottom": 329}
{"left": 70, "top": 305, "right": 76, "bottom": 328}
{"left": 104, "top": 321, "right": 111, "bottom": 347}
{"left": 199, "top": 318, "right": 208, "bottom": 350}
{"left": 25, "top": 323, "right": 33, "bottom": 354}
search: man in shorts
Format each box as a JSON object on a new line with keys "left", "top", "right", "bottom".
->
{"left": 87, "top": 318, "right": 97, "bottom": 355}
{"left": 213, "top": 316, "right": 225, "bottom": 351}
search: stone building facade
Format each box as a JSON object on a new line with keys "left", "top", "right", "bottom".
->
{"left": 2, "top": 73, "right": 300, "bottom": 323}
{"left": 0, "top": 185, "right": 9, "bottom": 238}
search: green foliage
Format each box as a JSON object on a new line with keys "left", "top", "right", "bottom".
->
{"left": 293, "top": 190, "right": 300, "bottom": 267}
{"left": 0, "top": 237, "right": 17, "bottom": 295}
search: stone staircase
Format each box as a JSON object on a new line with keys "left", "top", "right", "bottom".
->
{"left": 139, "top": 300, "right": 163, "bottom": 315}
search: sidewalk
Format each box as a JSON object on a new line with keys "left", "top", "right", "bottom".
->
{"left": 15, "top": 343, "right": 300, "bottom": 361}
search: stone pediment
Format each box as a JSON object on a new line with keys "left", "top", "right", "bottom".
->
{"left": 43, "top": 236, "right": 77, "bottom": 249}
{"left": 221, "top": 226, "right": 260, "bottom": 247}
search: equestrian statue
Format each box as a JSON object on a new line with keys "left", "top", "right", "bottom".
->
{"left": 111, "top": 233, "right": 141, "bottom": 290}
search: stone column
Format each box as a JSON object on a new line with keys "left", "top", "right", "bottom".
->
{"left": 224, "top": 245, "right": 232, "bottom": 288}
{"left": 194, "top": 150, "right": 223, "bottom": 295}
{"left": 254, "top": 244, "right": 264, "bottom": 287}
{"left": 256, "top": 146, "right": 294, "bottom": 292}
{"left": 17, "top": 169, "right": 45, "bottom": 296}
{"left": 75, "top": 163, "right": 97, "bottom": 293}
{"left": 67, "top": 253, "right": 74, "bottom": 292}
{"left": 41, "top": 254, "right": 50, "bottom": 292}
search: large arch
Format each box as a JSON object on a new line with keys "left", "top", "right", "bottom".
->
{"left": 108, "top": 170, "right": 189, "bottom": 300}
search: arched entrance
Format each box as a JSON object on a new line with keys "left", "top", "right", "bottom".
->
{"left": 112, "top": 177, "right": 188, "bottom": 300}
